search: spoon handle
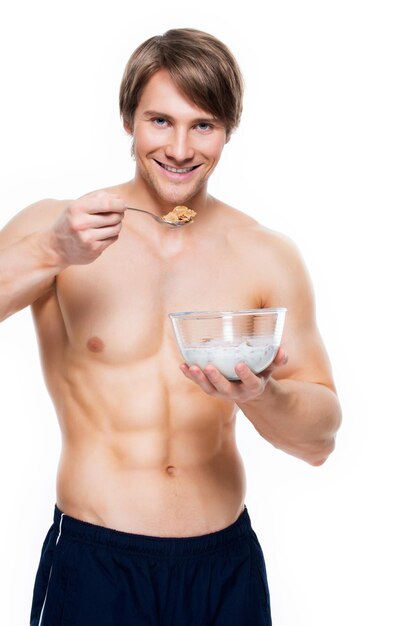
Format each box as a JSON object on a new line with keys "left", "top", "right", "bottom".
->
{"left": 126, "top": 206, "right": 157, "bottom": 218}
{"left": 126, "top": 206, "right": 188, "bottom": 227}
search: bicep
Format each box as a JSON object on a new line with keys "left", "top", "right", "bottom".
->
{"left": 264, "top": 235, "right": 336, "bottom": 390}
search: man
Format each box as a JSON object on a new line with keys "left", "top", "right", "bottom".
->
{"left": 0, "top": 28, "right": 341, "bottom": 625}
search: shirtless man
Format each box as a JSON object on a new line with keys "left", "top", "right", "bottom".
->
{"left": 0, "top": 28, "right": 341, "bottom": 626}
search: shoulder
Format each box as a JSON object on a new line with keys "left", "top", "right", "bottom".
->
{"left": 221, "top": 204, "right": 307, "bottom": 274}
{"left": 216, "top": 203, "right": 314, "bottom": 304}
{"left": 0, "top": 198, "right": 68, "bottom": 245}
{"left": 252, "top": 226, "right": 310, "bottom": 282}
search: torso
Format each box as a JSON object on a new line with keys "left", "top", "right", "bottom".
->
{"left": 31, "top": 186, "right": 276, "bottom": 536}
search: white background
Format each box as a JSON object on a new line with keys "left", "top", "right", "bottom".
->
{"left": 1, "top": 1, "right": 417, "bottom": 624}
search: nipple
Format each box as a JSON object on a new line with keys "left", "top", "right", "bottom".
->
{"left": 87, "top": 336, "right": 105, "bottom": 353}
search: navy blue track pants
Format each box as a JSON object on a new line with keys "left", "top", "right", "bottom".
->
{"left": 30, "top": 505, "right": 272, "bottom": 625}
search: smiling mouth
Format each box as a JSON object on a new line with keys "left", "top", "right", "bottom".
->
{"left": 155, "top": 160, "right": 201, "bottom": 174}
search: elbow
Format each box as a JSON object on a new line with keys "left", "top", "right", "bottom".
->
{"left": 0, "top": 288, "right": 12, "bottom": 322}
{"left": 0, "top": 298, "right": 13, "bottom": 323}
{"left": 306, "top": 436, "right": 337, "bottom": 466}
{"left": 305, "top": 407, "right": 342, "bottom": 467}
{"left": 0, "top": 302, "right": 8, "bottom": 323}
{"left": 275, "top": 434, "right": 338, "bottom": 466}
{"left": 0, "top": 301, "right": 19, "bottom": 323}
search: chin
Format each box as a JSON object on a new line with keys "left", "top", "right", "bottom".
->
{"left": 138, "top": 164, "right": 208, "bottom": 207}
{"left": 159, "top": 185, "right": 204, "bottom": 207}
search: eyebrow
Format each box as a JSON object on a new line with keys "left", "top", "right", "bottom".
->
{"left": 142, "top": 110, "right": 217, "bottom": 124}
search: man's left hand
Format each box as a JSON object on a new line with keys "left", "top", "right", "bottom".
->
{"left": 179, "top": 346, "right": 288, "bottom": 404}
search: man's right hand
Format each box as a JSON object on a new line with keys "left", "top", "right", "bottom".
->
{"left": 50, "top": 191, "right": 127, "bottom": 266}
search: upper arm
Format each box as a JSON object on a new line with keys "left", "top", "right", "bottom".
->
{"left": 261, "top": 231, "right": 336, "bottom": 391}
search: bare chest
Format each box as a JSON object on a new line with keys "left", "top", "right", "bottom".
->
{"left": 53, "top": 228, "right": 264, "bottom": 363}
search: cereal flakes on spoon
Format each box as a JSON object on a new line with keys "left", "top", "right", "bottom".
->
{"left": 162, "top": 206, "right": 196, "bottom": 224}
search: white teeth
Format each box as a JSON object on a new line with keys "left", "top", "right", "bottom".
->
{"left": 159, "top": 162, "right": 196, "bottom": 173}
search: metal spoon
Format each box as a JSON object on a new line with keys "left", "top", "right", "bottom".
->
{"left": 126, "top": 206, "right": 193, "bottom": 228}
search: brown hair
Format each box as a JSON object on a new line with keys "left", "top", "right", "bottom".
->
{"left": 119, "top": 28, "right": 244, "bottom": 140}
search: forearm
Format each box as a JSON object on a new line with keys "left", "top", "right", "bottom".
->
{"left": 237, "top": 378, "right": 342, "bottom": 465}
{"left": 0, "top": 231, "right": 66, "bottom": 321}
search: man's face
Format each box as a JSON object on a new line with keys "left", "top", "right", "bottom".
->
{"left": 129, "top": 69, "right": 227, "bottom": 208}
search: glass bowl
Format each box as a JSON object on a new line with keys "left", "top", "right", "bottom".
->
{"left": 169, "top": 307, "right": 287, "bottom": 381}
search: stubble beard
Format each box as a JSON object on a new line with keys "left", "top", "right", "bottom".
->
{"left": 137, "top": 157, "right": 208, "bottom": 208}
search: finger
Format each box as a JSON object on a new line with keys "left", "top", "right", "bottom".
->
{"left": 234, "top": 362, "right": 263, "bottom": 392}
{"left": 253, "top": 350, "right": 287, "bottom": 382}
{"left": 179, "top": 364, "right": 218, "bottom": 395}
{"left": 263, "top": 347, "right": 288, "bottom": 375}
{"left": 276, "top": 346, "right": 288, "bottom": 365}
{"left": 88, "top": 200, "right": 126, "bottom": 215}
{"left": 94, "top": 223, "right": 123, "bottom": 241}
{"left": 202, "top": 365, "right": 235, "bottom": 394}
{"left": 80, "top": 192, "right": 126, "bottom": 214}
{"left": 93, "top": 212, "right": 125, "bottom": 227}
{"left": 97, "top": 236, "right": 119, "bottom": 249}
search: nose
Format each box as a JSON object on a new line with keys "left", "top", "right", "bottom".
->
{"left": 165, "top": 128, "right": 194, "bottom": 163}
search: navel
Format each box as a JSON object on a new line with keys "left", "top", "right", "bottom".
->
{"left": 166, "top": 465, "right": 177, "bottom": 477}
{"left": 87, "top": 336, "right": 105, "bottom": 353}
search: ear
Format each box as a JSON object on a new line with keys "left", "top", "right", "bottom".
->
{"left": 123, "top": 118, "right": 133, "bottom": 135}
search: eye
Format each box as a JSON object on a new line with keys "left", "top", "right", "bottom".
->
{"left": 152, "top": 117, "right": 168, "bottom": 127}
{"left": 195, "top": 122, "right": 213, "bottom": 132}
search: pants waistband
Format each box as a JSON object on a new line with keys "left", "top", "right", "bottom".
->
{"left": 53, "top": 505, "right": 252, "bottom": 557}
